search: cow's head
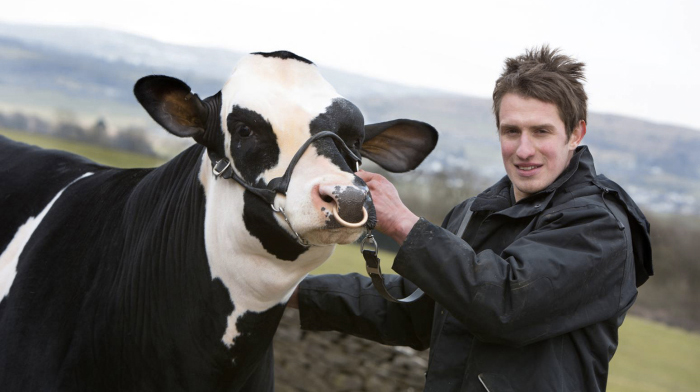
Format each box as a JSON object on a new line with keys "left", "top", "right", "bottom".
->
{"left": 134, "top": 51, "right": 437, "bottom": 260}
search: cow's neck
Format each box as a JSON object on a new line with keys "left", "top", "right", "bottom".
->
{"left": 87, "top": 145, "right": 282, "bottom": 387}
{"left": 198, "top": 153, "right": 335, "bottom": 347}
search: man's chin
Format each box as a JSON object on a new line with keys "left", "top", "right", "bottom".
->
{"left": 511, "top": 180, "right": 548, "bottom": 201}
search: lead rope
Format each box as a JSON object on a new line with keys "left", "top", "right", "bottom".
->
{"left": 360, "top": 232, "right": 425, "bottom": 303}
{"left": 361, "top": 198, "right": 475, "bottom": 303}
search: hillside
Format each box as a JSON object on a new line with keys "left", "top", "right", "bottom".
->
{"left": 1, "top": 22, "right": 699, "bottom": 214}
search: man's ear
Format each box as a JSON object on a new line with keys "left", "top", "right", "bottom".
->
{"left": 568, "top": 120, "right": 587, "bottom": 150}
{"left": 361, "top": 119, "right": 438, "bottom": 173}
{"left": 134, "top": 75, "right": 207, "bottom": 139}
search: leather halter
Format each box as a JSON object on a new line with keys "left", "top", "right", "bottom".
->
{"left": 207, "top": 131, "right": 365, "bottom": 245}
{"left": 207, "top": 129, "right": 437, "bottom": 303}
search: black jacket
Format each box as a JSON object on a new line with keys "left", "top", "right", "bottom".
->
{"left": 298, "top": 146, "right": 653, "bottom": 391}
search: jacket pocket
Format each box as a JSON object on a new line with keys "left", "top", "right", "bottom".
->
{"left": 477, "top": 373, "right": 515, "bottom": 392}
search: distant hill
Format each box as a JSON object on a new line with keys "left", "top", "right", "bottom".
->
{"left": 1, "top": 22, "right": 699, "bottom": 214}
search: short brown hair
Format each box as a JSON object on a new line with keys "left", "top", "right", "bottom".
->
{"left": 492, "top": 45, "right": 587, "bottom": 139}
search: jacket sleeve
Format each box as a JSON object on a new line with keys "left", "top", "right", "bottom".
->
{"left": 297, "top": 273, "right": 434, "bottom": 350}
{"left": 393, "top": 203, "right": 633, "bottom": 347}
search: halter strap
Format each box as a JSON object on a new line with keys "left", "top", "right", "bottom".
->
{"left": 208, "top": 131, "right": 361, "bottom": 206}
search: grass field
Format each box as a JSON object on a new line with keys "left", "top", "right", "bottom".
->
{"left": 4, "top": 129, "right": 699, "bottom": 391}
{"left": 0, "top": 128, "right": 165, "bottom": 168}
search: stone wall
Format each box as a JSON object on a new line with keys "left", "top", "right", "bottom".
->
{"left": 274, "top": 308, "right": 430, "bottom": 392}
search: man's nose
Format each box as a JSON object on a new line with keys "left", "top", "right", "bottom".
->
{"left": 516, "top": 134, "right": 536, "bottom": 159}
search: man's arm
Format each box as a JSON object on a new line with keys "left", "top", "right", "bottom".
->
{"left": 394, "top": 205, "right": 634, "bottom": 347}
{"left": 291, "top": 273, "right": 434, "bottom": 350}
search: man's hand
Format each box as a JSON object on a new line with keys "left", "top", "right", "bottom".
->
{"left": 356, "top": 170, "right": 419, "bottom": 245}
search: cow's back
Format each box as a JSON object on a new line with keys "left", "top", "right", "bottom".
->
{"left": 0, "top": 135, "right": 102, "bottom": 251}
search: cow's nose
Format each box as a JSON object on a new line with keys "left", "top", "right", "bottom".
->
{"left": 318, "top": 185, "right": 369, "bottom": 227}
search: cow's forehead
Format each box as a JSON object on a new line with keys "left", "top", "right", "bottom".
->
{"left": 220, "top": 54, "right": 342, "bottom": 132}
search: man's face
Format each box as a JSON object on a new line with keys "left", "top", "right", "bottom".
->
{"left": 498, "top": 93, "right": 585, "bottom": 202}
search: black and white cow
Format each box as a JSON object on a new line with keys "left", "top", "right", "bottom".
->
{"left": 0, "top": 51, "right": 437, "bottom": 391}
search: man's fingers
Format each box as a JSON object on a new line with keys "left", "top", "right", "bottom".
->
{"left": 357, "top": 169, "right": 382, "bottom": 182}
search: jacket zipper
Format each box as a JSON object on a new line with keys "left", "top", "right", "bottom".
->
{"left": 600, "top": 188, "right": 625, "bottom": 230}
{"left": 477, "top": 374, "right": 492, "bottom": 392}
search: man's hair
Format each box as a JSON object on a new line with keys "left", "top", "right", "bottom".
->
{"left": 492, "top": 45, "right": 587, "bottom": 139}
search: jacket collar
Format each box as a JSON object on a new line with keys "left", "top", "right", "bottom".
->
{"left": 472, "top": 146, "right": 595, "bottom": 218}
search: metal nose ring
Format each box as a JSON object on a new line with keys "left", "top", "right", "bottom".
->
{"left": 331, "top": 206, "right": 369, "bottom": 228}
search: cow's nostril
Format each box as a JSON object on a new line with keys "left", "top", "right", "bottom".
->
{"left": 321, "top": 195, "right": 334, "bottom": 203}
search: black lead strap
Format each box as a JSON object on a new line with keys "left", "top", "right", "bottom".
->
{"left": 361, "top": 233, "right": 425, "bottom": 303}
{"left": 361, "top": 199, "right": 475, "bottom": 303}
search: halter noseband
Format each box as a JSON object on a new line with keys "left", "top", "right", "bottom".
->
{"left": 207, "top": 131, "right": 366, "bottom": 246}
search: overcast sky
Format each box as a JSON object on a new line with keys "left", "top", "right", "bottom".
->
{"left": 2, "top": 0, "right": 699, "bottom": 130}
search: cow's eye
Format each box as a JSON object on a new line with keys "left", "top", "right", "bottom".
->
{"left": 239, "top": 126, "right": 253, "bottom": 137}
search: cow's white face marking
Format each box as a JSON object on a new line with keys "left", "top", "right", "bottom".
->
{"left": 200, "top": 54, "right": 370, "bottom": 348}
{"left": 0, "top": 173, "right": 93, "bottom": 301}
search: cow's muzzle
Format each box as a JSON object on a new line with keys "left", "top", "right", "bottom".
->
{"left": 319, "top": 185, "right": 370, "bottom": 228}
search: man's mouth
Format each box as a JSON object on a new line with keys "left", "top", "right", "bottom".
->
{"left": 515, "top": 164, "right": 542, "bottom": 171}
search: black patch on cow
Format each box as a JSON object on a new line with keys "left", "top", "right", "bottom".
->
{"left": 227, "top": 106, "right": 280, "bottom": 184}
{"left": 251, "top": 51, "right": 313, "bottom": 65}
{"left": 226, "top": 304, "right": 286, "bottom": 390}
{"left": 243, "top": 187, "right": 308, "bottom": 261}
{"left": 308, "top": 98, "right": 365, "bottom": 172}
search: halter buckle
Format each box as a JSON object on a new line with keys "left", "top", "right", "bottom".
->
{"left": 212, "top": 159, "right": 231, "bottom": 177}
{"left": 360, "top": 232, "right": 378, "bottom": 254}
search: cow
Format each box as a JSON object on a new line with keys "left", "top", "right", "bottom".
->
{"left": 0, "top": 51, "right": 438, "bottom": 391}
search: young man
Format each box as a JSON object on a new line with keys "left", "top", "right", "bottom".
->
{"left": 289, "top": 46, "right": 653, "bottom": 391}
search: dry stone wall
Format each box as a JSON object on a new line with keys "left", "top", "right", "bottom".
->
{"left": 274, "top": 308, "right": 430, "bottom": 392}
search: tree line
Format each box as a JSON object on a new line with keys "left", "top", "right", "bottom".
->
{"left": 0, "top": 111, "right": 156, "bottom": 156}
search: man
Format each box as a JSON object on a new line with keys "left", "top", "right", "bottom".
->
{"left": 288, "top": 46, "right": 653, "bottom": 391}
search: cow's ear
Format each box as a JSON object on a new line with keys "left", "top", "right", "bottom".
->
{"left": 361, "top": 119, "right": 438, "bottom": 173}
{"left": 134, "top": 75, "right": 207, "bottom": 139}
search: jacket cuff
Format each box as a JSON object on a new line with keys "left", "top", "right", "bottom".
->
{"left": 393, "top": 217, "right": 436, "bottom": 273}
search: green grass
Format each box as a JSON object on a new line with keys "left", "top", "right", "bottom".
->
{"left": 0, "top": 128, "right": 165, "bottom": 168}
{"left": 318, "top": 244, "right": 700, "bottom": 392}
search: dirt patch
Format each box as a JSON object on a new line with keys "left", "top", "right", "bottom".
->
{"left": 274, "top": 308, "right": 429, "bottom": 392}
